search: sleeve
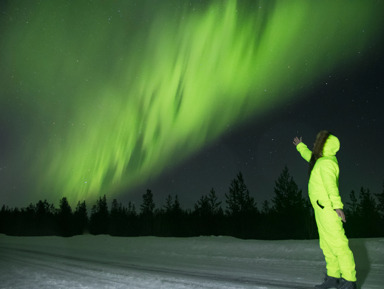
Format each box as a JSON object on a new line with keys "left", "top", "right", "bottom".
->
{"left": 318, "top": 159, "right": 344, "bottom": 209}
{"left": 296, "top": 142, "right": 312, "bottom": 163}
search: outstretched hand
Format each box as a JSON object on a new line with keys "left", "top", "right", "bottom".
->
{"left": 293, "top": 136, "right": 302, "bottom": 146}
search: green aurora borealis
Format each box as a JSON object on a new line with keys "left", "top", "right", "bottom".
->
{"left": 1, "top": 0, "right": 383, "bottom": 205}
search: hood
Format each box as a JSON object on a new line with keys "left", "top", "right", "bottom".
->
{"left": 323, "top": 134, "right": 340, "bottom": 156}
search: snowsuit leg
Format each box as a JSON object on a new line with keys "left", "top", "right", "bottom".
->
{"left": 314, "top": 203, "right": 356, "bottom": 282}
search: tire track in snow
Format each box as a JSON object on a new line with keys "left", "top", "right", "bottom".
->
{"left": 0, "top": 245, "right": 312, "bottom": 289}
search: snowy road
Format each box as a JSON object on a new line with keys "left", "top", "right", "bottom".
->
{"left": 0, "top": 235, "right": 383, "bottom": 289}
{"left": 0, "top": 245, "right": 309, "bottom": 289}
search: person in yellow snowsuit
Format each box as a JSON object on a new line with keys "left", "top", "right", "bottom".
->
{"left": 293, "top": 131, "right": 357, "bottom": 289}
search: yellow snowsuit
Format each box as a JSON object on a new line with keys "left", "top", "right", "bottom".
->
{"left": 296, "top": 135, "right": 356, "bottom": 282}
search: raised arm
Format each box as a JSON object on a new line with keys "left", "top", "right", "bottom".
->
{"left": 293, "top": 136, "right": 312, "bottom": 162}
{"left": 293, "top": 136, "right": 302, "bottom": 146}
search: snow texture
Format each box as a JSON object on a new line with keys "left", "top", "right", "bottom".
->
{"left": 0, "top": 234, "right": 383, "bottom": 289}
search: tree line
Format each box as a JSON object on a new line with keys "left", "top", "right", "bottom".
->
{"left": 1, "top": 167, "right": 383, "bottom": 239}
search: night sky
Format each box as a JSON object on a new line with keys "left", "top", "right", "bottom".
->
{"left": 0, "top": 0, "right": 383, "bottom": 209}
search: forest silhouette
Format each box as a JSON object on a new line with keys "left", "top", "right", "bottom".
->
{"left": 1, "top": 167, "right": 383, "bottom": 239}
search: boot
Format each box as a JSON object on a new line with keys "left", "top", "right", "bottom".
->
{"left": 315, "top": 275, "right": 340, "bottom": 289}
{"left": 338, "top": 278, "right": 357, "bottom": 289}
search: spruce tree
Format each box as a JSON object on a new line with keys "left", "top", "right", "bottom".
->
{"left": 126, "top": 201, "right": 138, "bottom": 236}
{"left": 225, "top": 172, "right": 257, "bottom": 216}
{"left": 194, "top": 188, "right": 223, "bottom": 236}
{"left": 110, "top": 199, "right": 125, "bottom": 236}
{"left": 140, "top": 189, "right": 155, "bottom": 216}
{"left": 57, "top": 197, "right": 73, "bottom": 237}
{"left": 73, "top": 201, "right": 88, "bottom": 235}
{"left": 35, "top": 200, "right": 56, "bottom": 235}
{"left": 345, "top": 190, "right": 359, "bottom": 237}
{"left": 140, "top": 189, "right": 155, "bottom": 235}
{"left": 90, "top": 195, "right": 109, "bottom": 235}
{"left": 271, "top": 166, "right": 310, "bottom": 239}
{"left": 358, "top": 187, "right": 381, "bottom": 237}
{"left": 195, "top": 188, "right": 222, "bottom": 217}
{"left": 225, "top": 172, "right": 258, "bottom": 238}
{"left": 160, "top": 194, "right": 185, "bottom": 236}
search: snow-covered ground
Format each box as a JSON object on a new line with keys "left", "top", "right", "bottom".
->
{"left": 0, "top": 234, "right": 383, "bottom": 289}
